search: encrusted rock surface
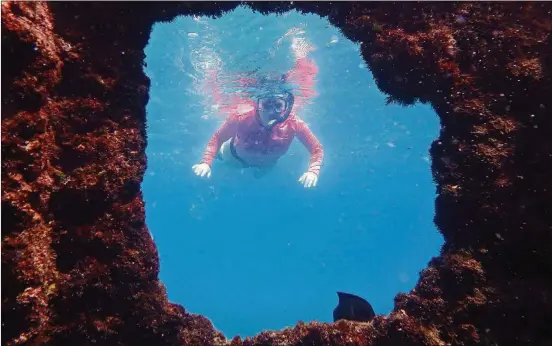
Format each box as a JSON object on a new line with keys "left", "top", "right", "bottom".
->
{"left": 2, "top": 1, "right": 551, "bottom": 345}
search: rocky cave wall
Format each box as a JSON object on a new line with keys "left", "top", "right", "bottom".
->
{"left": 2, "top": 1, "right": 551, "bottom": 345}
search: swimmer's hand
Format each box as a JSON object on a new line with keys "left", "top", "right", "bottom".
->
{"left": 192, "top": 163, "right": 211, "bottom": 178}
{"left": 298, "top": 172, "right": 318, "bottom": 188}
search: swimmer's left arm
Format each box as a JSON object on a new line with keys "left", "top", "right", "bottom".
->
{"left": 295, "top": 119, "right": 323, "bottom": 177}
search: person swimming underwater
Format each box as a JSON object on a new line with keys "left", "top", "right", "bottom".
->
{"left": 192, "top": 40, "right": 323, "bottom": 188}
{"left": 192, "top": 82, "right": 323, "bottom": 188}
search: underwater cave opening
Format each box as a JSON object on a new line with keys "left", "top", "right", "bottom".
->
{"left": 141, "top": 5, "right": 444, "bottom": 338}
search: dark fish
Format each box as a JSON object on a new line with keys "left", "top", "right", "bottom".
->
{"left": 333, "top": 291, "right": 376, "bottom": 323}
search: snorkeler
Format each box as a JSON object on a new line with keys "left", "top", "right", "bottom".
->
{"left": 192, "top": 38, "right": 323, "bottom": 188}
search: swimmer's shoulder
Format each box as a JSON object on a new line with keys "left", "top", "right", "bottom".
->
{"left": 228, "top": 107, "right": 255, "bottom": 124}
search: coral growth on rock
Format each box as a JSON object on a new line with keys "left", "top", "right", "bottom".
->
{"left": 2, "top": 1, "right": 552, "bottom": 345}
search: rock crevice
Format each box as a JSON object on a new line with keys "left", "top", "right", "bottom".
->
{"left": 2, "top": 2, "right": 551, "bottom": 345}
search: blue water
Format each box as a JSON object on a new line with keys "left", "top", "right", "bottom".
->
{"left": 143, "top": 6, "right": 443, "bottom": 338}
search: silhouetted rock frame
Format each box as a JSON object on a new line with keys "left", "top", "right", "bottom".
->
{"left": 2, "top": 1, "right": 551, "bottom": 345}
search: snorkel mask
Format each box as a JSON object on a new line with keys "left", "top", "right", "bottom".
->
{"left": 256, "top": 90, "right": 295, "bottom": 130}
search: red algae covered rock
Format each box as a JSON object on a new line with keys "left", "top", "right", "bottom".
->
{"left": 2, "top": 1, "right": 552, "bottom": 346}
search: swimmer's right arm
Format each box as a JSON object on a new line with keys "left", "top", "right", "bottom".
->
{"left": 192, "top": 115, "right": 239, "bottom": 178}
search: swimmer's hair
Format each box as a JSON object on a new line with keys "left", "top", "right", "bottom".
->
{"left": 250, "top": 71, "right": 295, "bottom": 100}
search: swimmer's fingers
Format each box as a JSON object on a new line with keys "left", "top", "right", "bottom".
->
{"left": 202, "top": 167, "right": 211, "bottom": 178}
{"left": 305, "top": 175, "right": 316, "bottom": 188}
{"left": 309, "top": 174, "right": 318, "bottom": 188}
{"left": 192, "top": 164, "right": 211, "bottom": 178}
{"left": 299, "top": 172, "right": 318, "bottom": 188}
{"left": 304, "top": 175, "right": 311, "bottom": 188}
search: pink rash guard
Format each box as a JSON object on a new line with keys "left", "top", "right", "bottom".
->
{"left": 200, "top": 57, "right": 323, "bottom": 175}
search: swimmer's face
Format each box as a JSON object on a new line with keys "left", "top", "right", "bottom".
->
{"left": 258, "top": 97, "right": 287, "bottom": 116}
{"left": 256, "top": 91, "right": 294, "bottom": 128}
